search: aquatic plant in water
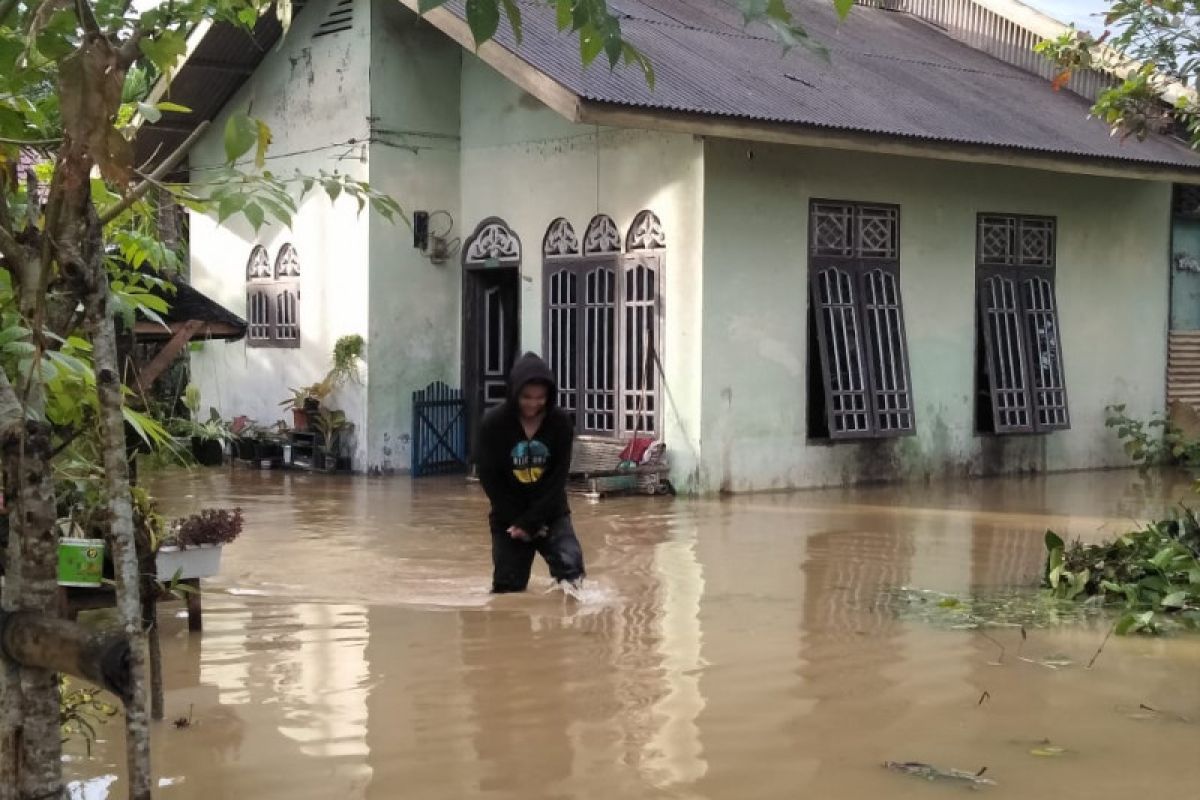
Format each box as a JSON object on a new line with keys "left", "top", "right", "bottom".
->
{"left": 1044, "top": 506, "right": 1200, "bottom": 635}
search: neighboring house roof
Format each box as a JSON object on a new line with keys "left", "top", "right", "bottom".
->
{"left": 135, "top": 12, "right": 294, "bottom": 171}
{"left": 436, "top": 0, "right": 1200, "bottom": 175}
{"left": 134, "top": 273, "right": 248, "bottom": 342}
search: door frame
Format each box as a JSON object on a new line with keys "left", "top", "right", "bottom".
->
{"left": 461, "top": 218, "right": 523, "bottom": 461}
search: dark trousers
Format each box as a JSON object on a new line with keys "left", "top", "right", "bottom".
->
{"left": 491, "top": 515, "right": 585, "bottom": 593}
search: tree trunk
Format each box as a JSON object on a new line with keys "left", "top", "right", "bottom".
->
{"left": 0, "top": 416, "right": 65, "bottom": 798}
{"left": 87, "top": 268, "right": 153, "bottom": 800}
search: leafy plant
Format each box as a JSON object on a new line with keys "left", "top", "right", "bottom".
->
{"left": 331, "top": 334, "right": 365, "bottom": 385}
{"left": 59, "top": 676, "right": 118, "bottom": 756}
{"left": 312, "top": 407, "right": 349, "bottom": 455}
{"left": 1036, "top": 1, "right": 1200, "bottom": 149}
{"left": 1104, "top": 404, "right": 1200, "bottom": 470}
{"left": 1044, "top": 507, "right": 1200, "bottom": 635}
{"left": 165, "top": 508, "right": 245, "bottom": 549}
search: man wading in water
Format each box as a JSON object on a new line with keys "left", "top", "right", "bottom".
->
{"left": 478, "top": 352, "right": 586, "bottom": 598}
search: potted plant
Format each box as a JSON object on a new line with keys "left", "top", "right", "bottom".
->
{"left": 156, "top": 507, "right": 244, "bottom": 581}
{"left": 278, "top": 380, "right": 331, "bottom": 431}
{"left": 176, "top": 384, "right": 235, "bottom": 465}
{"left": 312, "top": 408, "right": 350, "bottom": 471}
{"left": 277, "top": 335, "right": 365, "bottom": 432}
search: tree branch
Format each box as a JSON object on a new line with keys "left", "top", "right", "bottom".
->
{"left": 99, "top": 121, "right": 208, "bottom": 227}
{"left": 0, "top": 611, "right": 133, "bottom": 704}
{"left": 0, "top": 226, "right": 26, "bottom": 279}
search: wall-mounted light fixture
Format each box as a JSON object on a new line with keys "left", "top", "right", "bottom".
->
{"left": 412, "top": 210, "right": 459, "bottom": 266}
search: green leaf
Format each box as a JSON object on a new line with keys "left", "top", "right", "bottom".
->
{"left": 1162, "top": 591, "right": 1189, "bottom": 609}
{"left": 1045, "top": 531, "right": 1064, "bottom": 551}
{"left": 833, "top": 0, "right": 853, "bottom": 18}
{"left": 466, "top": 0, "right": 500, "bottom": 45}
{"left": 500, "top": 0, "right": 523, "bottom": 44}
{"left": 255, "top": 119, "right": 272, "bottom": 168}
{"left": 224, "top": 113, "right": 258, "bottom": 165}
{"left": 243, "top": 202, "right": 265, "bottom": 232}
{"left": 323, "top": 179, "right": 342, "bottom": 204}
{"left": 418, "top": 0, "right": 451, "bottom": 11}
{"left": 580, "top": 24, "right": 605, "bottom": 66}
{"left": 217, "top": 193, "right": 246, "bottom": 223}
{"left": 139, "top": 31, "right": 188, "bottom": 75}
{"left": 155, "top": 101, "right": 192, "bottom": 114}
{"left": 555, "top": 0, "right": 571, "bottom": 30}
{"left": 1115, "top": 612, "right": 1139, "bottom": 635}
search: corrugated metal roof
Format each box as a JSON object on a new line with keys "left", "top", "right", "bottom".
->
{"left": 134, "top": 14, "right": 288, "bottom": 171}
{"left": 446, "top": 0, "right": 1200, "bottom": 171}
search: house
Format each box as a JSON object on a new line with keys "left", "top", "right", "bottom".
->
{"left": 140, "top": 0, "right": 1200, "bottom": 492}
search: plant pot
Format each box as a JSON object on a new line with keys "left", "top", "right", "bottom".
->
{"left": 58, "top": 538, "right": 106, "bottom": 587}
{"left": 236, "top": 439, "right": 259, "bottom": 461}
{"left": 156, "top": 544, "right": 223, "bottom": 581}
{"left": 191, "top": 437, "right": 224, "bottom": 466}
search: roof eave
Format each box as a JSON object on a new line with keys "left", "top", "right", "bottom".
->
{"left": 400, "top": 0, "right": 583, "bottom": 122}
{"left": 579, "top": 101, "right": 1200, "bottom": 185}
{"left": 403, "top": 4, "right": 1200, "bottom": 185}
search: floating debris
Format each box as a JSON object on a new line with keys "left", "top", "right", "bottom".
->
{"left": 884, "top": 761, "right": 997, "bottom": 788}
{"left": 1119, "top": 704, "right": 1193, "bottom": 724}
{"left": 883, "top": 587, "right": 1108, "bottom": 631}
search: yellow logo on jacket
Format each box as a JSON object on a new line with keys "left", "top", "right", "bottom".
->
{"left": 511, "top": 440, "right": 549, "bottom": 484}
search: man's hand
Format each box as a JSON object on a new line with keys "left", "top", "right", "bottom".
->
{"left": 508, "top": 526, "right": 530, "bottom": 541}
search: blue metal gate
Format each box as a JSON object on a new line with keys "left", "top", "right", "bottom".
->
{"left": 411, "top": 381, "right": 467, "bottom": 476}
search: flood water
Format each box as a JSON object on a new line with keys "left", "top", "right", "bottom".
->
{"left": 67, "top": 468, "right": 1200, "bottom": 799}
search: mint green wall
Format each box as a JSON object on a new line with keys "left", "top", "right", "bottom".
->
{"left": 701, "top": 139, "right": 1171, "bottom": 492}
{"left": 1170, "top": 217, "right": 1200, "bottom": 330}
{"left": 458, "top": 58, "right": 706, "bottom": 482}
{"left": 366, "top": 2, "right": 462, "bottom": 472}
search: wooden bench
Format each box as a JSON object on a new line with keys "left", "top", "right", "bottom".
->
{"left": 568, "top": 436, "right": 672, "bottom": 499}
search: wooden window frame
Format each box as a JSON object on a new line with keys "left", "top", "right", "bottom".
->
{"left": 246, "top": 245, "right": 301, "bottom": 349}
{"left": 807, "top": 199, "right": 916, "bottom": 441}
{"left": 975, "top": 213, "right": 1068, "bottom": 435}
{"left": 542, "top": 213, "right": 665, "bottom": 439}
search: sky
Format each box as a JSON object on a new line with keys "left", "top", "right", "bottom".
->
{"left": 1028, "top": 0, "right": 1111, "bottom": 33}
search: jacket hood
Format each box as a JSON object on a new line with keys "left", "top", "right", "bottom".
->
{"left": 508, "top": 352, "right": 558, "bottom": 406}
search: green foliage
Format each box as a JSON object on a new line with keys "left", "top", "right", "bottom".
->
{"left": 1036, "top": 1, "right": 1200, "bottom": 148}
{"left": 1104, "top": 404, "right": 1200, "bottom": 470}
{"left": 331, "top": 334, "right": 364, "bottom": 384}
{"left": 59, "top": 676, "right": 118, "bottom": 756}
{"left": 1044, "top": 508, "right": 1200, "bottom": 635}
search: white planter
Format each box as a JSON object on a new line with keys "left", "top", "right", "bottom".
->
{"left": 156, "top": 544, "right": 223, "bottom": 581}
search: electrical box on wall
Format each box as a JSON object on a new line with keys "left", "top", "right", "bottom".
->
{"left": 413, "top": 211, "right": 429, "bottom": 250}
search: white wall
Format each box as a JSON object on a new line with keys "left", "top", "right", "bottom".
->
{"left": 459, "top": 58, "right": 706, "bottom": 484}
{"left": 189, "top": 0, "right": 373, "bottom": 465}
{"left": 700, "top": 138, "right": 1172, "bottom": 492}
{"left": 364, "top": 3, "right": 462, "bottom": 473}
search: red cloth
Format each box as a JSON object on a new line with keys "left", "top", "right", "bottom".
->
{"left": 619, "top": 437, "right": 655, "bottom": 463}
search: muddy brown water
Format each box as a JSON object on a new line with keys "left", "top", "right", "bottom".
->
{"left": 66, "top": 468, "right": 1200, "bottom": 799}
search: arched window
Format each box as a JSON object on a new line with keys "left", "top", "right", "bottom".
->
{"left": 246, "top": 246, "right": 272, "bottom": 344}
{"left": 273, "top": 244, "right": 301, "bottom": 345}
{"left": 245, "top": 244, "right": 301, "bottom": 348}
{"left": 541, "top": 211, "right": 665, "bottom": 437}
{"left": 621, "top": 211, "right": 665, "bottom": 437}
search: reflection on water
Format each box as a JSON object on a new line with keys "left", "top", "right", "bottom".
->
{"left": 67, "top": 469, "right": 1200, "bottom": 799}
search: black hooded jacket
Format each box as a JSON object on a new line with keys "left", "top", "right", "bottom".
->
{"left": 477, "top": 352, "right": 574, "bottom": 531}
